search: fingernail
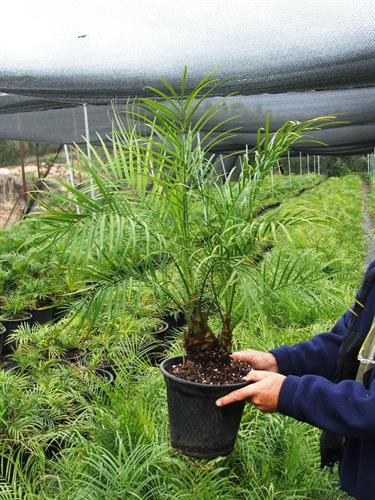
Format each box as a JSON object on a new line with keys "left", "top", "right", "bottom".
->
{"left": 216, "top": 400, "right": 222, "bottom": 407}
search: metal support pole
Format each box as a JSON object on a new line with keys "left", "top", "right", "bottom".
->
{"left": 368, "top": 154, "right": 370, "bottom": 175}
{"left": 35, "top": 143, "right": 41, "bottom": 179}
{"left": 307, "top": 154, "right": 310, "bottom": 175}
{"left": 313, "top": 155, "right": 316, "bottom": 174}
{"left": 317, "top": 155, "right": 320, "bottom": 175}
{"left": 299, "top": 152, "right": 303, "bottom": 187}
{"left": 83, "top": 103, "right": 94, "bottom": 198}
{"left": 220, "top": 154, "right": 228, "bottom": 182}
{"left": 287, "top": 151, "right": 292, "bottom": 186}
{"left": 64, "top": 144, "right": 80, "bottom": 214}
{"left": 19, "top": 141, "right": 27, "bottom": 203}
{"left": 64, "top": 144, "right": 74, "bottom": 186}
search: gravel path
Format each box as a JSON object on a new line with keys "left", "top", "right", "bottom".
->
{"left": 362, "top": 180, "right": 375, "bottom": 264}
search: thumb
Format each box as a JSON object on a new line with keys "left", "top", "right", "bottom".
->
{"left": 244, "top": 369, "right": 274, "bottom": 382}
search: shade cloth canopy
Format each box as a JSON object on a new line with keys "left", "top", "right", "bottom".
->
{"left": 1, "top": 0, "right": 375, "bottom": 153}
{"left": 1, "top": 0, "right": 375, "bottom": 98}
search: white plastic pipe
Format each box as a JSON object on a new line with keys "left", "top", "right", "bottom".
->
{"left": 63, "top": 144, "right": 80, "bottom": 214}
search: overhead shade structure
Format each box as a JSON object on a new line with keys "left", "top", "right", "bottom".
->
{"left": 0, "top": 93, "right": 77, "bottom": 113}
{"left": 1, "top": 0, "right": 375, "bottom": 154}
{"left": 1, "top": 88, "right": 375, "bottom": 154}
{"left": 1, "top": 0, "right": 375, "bottom": 99}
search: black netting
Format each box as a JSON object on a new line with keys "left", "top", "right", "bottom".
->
{"left": 1, "top": 90, "right": 375, "bottom": 154}
{"left": 1, "top": 1, "right": 375, "bottom": 98}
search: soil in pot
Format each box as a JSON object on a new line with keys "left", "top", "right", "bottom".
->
{"left": 1, "top": 312, "right": 33, "bottom": 356}
{"left": 61, "top": 348, "right": 88, "bottom": 365}
{"left": 160, "top": 356, "right": 251, "bottom": 459}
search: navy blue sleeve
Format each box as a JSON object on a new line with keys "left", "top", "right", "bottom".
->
{"left": 278, "top": 373, "right": 375, "bottom": 440}
{"left": 270, "top": 309, "right": 351, "bottom": 379}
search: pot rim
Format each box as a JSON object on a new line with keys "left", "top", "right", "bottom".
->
{"left": 95, "top": 367, "right": 115, "bottom": 384}
{"left": 155, "top": 320, "right": 169, "bottom": 333}
{"left": 0, "top": 311, "right": 33, "bottom": 322}
{"left": 160, "top": 355, "right": 250, "bottom": 390}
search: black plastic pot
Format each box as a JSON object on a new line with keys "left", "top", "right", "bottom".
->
{"left": 95, "top": 364, "right": 117, "bottom": 382}
{"left": 51, "top": 304, "right": 69, "bottom": 323}
{"left": 1, "top": 312, "right": 33, "bottom": 355}
{"left": 0, "top": 356, "right": 20, "bottom": 372}
{"left": 30, "top": 307, "right": 54, "bottom": 325}
{"left": 0, "top": 324, "right": 6, "bottom": 354}
{"left": 95, "top": 367, "right": 115, "bottom": 384}
{"left": 161, "top": 311, "right": 186, "bottom": 331}
{"left": 160, "top": 356, "right": 249, "bottom": 459}
{"left": 147, "top": 321, "right": 170, "bottom": 365}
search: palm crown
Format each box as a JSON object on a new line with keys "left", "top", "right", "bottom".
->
{"left": 31, "top": 70, "right": 334, "bottom": 365}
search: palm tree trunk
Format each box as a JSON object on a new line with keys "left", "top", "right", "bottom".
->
{"left": 184, "top": 303, "right": 230, "bottom": 365}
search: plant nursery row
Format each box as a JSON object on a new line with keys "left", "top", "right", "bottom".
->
{"left": 0, "top": 173, "right": 364, "bottom": 499}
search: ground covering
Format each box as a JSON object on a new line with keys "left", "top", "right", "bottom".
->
{"left": 0, "top": 174, "right": 365, "bottom": 499}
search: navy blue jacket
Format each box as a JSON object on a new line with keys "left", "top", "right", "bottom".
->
{"left": 272, "top": 260, "right": 375, "bottom": 500}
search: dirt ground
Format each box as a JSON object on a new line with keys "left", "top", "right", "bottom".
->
{"left": 0, "top": 163, "right": 70, "bottom": 228}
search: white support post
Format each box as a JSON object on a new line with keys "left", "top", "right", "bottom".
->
{"left": 307, "top": 154, "right": 310, "bottom": 175}
{"left": 299, "top": 152, "right": 303, "bottom": 187}
{"left": 317, "top": 155, "right": 320, "bottom": 175}
{"left": 83, "top": 103, "right": 95, "bottom": 198}
{"left": 64, "top": 144, "right": 80, "bottom": 214}
{"left": 287, "top": 151, "right": 292, "bottom": 186}
{"left": 220, "top": 154, "right": 228, "bottom": 182}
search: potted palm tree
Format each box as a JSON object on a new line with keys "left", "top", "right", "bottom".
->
{"left": 29, "top": 71, "right": 334, "bottom": 458}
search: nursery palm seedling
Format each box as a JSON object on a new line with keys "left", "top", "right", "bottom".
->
{"left": 30, "top": 70, "right": 335, "bottom": 457}
{"left": 32, "top": 72, "right": 333, "bottom": 367}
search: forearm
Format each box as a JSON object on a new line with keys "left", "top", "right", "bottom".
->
{"left": 278, "top": 373, "right": 375, "bottom": 439}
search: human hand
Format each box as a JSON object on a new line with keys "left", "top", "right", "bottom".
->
{"left": 216, "top": 370, "right": 286, "bottom": 413}
{"left": 231, "top": 349, "right": 279, "bottom": 373}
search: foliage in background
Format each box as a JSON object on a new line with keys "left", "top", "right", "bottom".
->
{"left": 286, "top": 154, "right": 367, "bottom": 177}
{"left": 0, "top": 140, "right": 62, "bottom": 167}
{"left": 0, "top": 175, "right": 362, "bottom": 499}
{"left": 0, "top": 140, "right": 19, "bottom": 166}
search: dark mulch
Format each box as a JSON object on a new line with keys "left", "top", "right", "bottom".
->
{"left": 170, "top": 358, "right": 251, "bottom": 385}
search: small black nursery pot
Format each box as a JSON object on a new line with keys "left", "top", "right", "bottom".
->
{"left": 160, "top": 356, "right": 248, "bottom": 459}
{"left": 0, "top": 324, "right": 6, "bottom": 354}
{"left": 62, "top": 348, "right": 88, "bottom": 365}
{"left": 95, "top": 364, "right": 117, "bottom": 383}
{"left": 95, "top": 366, "right": 116, "bottom": 384}
{"left": 30, "top": 306, "right": 54, "bottom": 325}
{"left": 147, "top": 321, "right": 170, "bottom": 366}
{"left": 0, "top": 356, "right": 20, "bottom": 372}
{"left": 1, "top": 312, "right": 33, "bottom": 355}
{"left": 160, "top": 311, "right": 186, "bottom": 332}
